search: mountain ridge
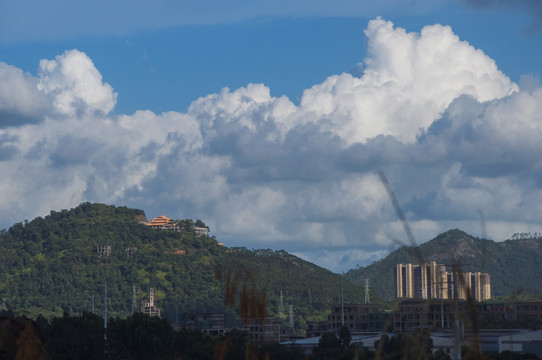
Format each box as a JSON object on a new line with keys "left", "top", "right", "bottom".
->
{"left": 0, "top": 202, "right": 371, "bottom": 330}
{"left": 345, "top": 228, "right": 542, "bottom": 300}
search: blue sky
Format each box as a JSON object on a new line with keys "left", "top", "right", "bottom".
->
{"left": 1, "top": 0, "right": 542, "bottom": 272}
{"left": 2, "top": 1, "right": 540, "bottom": 114}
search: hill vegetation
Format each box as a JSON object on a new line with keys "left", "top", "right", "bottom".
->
{"left": 3, "top": 203, "right": 540, "bottom": 331}
{"left": 0, "top": 202, "right": 372, "bottom": 331}
{"left": 345, "top": 229, "right": 542, "bottom": 300}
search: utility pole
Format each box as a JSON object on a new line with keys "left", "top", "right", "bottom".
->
{"left": 364, "top": 279, "right": 370, "bottom": 304}
{"left": 341, "top": 279, "right": 344, "bottom": 326}
{"left": 132, "top": 286, "right": 137, "bottom": 314}
{"left": 289, "top": 305, "right": 294, "bottom": 331}
{"left": 279, "top": 291, "right": 284, "bottom": 318}
{"left": 104, "top": 282, "right": 109, "bottom": 359}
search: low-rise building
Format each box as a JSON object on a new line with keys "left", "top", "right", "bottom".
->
{"left": 306, "top": 322, "right": 328, "bottom": 338}
{"left": 466, "top": 329, "right": 542, "bottom": 357}
{"left": 514, "top": 302, "right": 542, "bottom": 321}
{"left": 198, "top": 313, "right": 227, "bottom": 335}
{"left": 124, "top": 245, "right": 137, "bottom": 256}
{"left": 194, "top": 227, "right": 209, "bottom": 237}
{"left": 247, "top": 317, "right": 281, "bottom": 343}
{"left": 393, "top": 299, "right": 463, "bottom": 333}
{"left": 97, "top": 245, "right": 111, "bottom": 257}
{"left": 328, "top": 304, "right": 380, "bottom": 332}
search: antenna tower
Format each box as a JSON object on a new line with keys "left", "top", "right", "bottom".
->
{"left": 132, "top": 286, "right": 137, "bottom": 313}
{"left": 364, "top": 279, "right": 370, "bottom": 304}
{"left": 279, "top": 291, "right": 285, "bottom": 317}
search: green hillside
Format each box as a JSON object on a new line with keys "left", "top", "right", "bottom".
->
{"left": 0, "top": 202, "right": 372, "bottom": 330}
{"left": 221, "top": 247, "right": 383, "bottom": 326}
{"left": 345, "top": 229, "right": 542, "bottom": 300}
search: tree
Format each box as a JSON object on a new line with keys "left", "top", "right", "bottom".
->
{"left": 172, "top": 329, "right": 214, "bottom": 360}
{"left": 338, "top": 325, "right": 352, "bottom": 349}
{"left": 195, "top": 219, "right": 208, "bottom": 229}
{"left": 433, "top": 349, "right": 451, "bottom": 360}
{"left": 314, "top": 331, "right": 341, "bottom": 360}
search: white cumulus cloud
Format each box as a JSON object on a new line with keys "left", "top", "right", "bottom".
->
{"left": 37, "top": 50, "right": 117, "bottom": 116}
{"left": 300, "top": 17, "right": 517, "bottom": 144}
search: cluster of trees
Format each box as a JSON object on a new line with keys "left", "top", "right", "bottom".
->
{"left": 178, "top": 219, "right": 209, "bottom": 232}
{"left": 1, "top": 311, "right": 305, "bottom": 360}
{"left": 3, "top": 310, "right": 540, "bottom": 360}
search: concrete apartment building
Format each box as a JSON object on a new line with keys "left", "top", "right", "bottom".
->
{"left": 394, "top": 261, "right": 491, "bottom": 302}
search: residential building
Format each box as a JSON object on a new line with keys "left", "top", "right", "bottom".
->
{"left": 394, "top": 262, "right": 491, "bottom": 302}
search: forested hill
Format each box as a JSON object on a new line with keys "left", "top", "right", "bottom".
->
{"left": 0, "top": 202, "right": 371, "bottom": 329}
{"left": 344, "top": 229, "right": 542, "bottom": 300}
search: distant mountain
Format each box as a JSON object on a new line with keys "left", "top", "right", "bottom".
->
{"left": 0, "top": 203, "right": 374, "bottom": 329}
{"left": 345, "top": 229, "right": 542, "bottom": 300}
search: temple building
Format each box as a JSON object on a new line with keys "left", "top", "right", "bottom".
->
{"left": 145, "top": 215, "right": 180, "bottom": 232}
